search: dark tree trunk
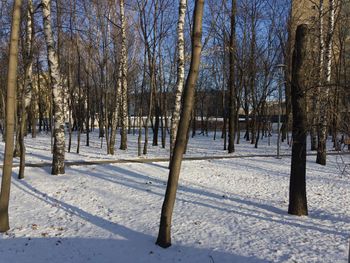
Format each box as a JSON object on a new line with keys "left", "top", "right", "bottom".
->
{"left": 0, "top": 0, "right": 22, "bottom": 232}
{"left": 191, "top": 107, "right": 196, "bottom": 138}
{"left": 156, "top": 0, "right": 204, "bottom": 248}
{"left": 223, "top": 114, "right": 227, "bottom": 150}
{"left": 86, "top": 84, "right": 90, "bottom": 146}
{"left": 228, "top": 0, "right": 236, "bottom": 153}
{"left": 152, "top": 104, "right": 160, "bottom": 146}
{"left": 288, "top": 24, "right": 309, "bottom": 216}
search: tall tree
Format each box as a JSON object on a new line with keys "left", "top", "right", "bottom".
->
{"left": 311, "top": 0, "right": 325, "bottom": 151}
{"left": 18, "top": 0, "right": 34, "bottom": 179}
{"left": 0, "top": 0, "right": 22, "bottom": 232}
{"left": 228, "top": 0, "right": 236, "bottom": 153}
{"left": 156, "top": 0, "right": 205, "bottom": 248}
{"left": 317, "top": 0, "right": 335, "bottom": 165}
{"left": 170, "top": 0, "right": 187, "bottom": 159}
{"left": 42, "top": 0, "right": 65, "bottom": 175}
{"left": 119, "top": 0, "right": 128, "bottom": 150}
{"left": 288, "top": 24, "right": 309, "bottom": 216}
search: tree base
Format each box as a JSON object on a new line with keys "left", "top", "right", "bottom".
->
{"left": 0, "top": 212, "right": 10, "bottom": 232}
{"left": 288, "top": 204, "right": 308, "bottom": 216}
{"left": 155, "top": 238, "right": 171, "bottom": 249}
{"left": 51, "top": 166, "right": 65, "bottom": 175}
{"left": 316, "top": 153, "right": 326, "bottom": 166}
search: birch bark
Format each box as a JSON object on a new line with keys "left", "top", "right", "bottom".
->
{"left": 170, "top": 0, "right": 187, "bottom": 159}
{"left": 120, "top": 0, "right": 128, "bottom": 150}
{"left": 317, "top": 0, "right": 335, "bottom": 165}
{"left": 109, "top": 65, "right": 122, "bottom": 155}
{"left": 18, "top": 0, "right": 34, "bottom": 179}
{"left": 311, "top": 0, "right": 324, "bottom": 151}
{"left": 42, "top": 0, "right": 65, "bottom": 174}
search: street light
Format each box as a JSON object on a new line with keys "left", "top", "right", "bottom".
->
{"left": 276, "top": 64, "right": 286, "bottom": 159}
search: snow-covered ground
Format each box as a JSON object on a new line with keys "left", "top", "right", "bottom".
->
{"left": 0, "top": 129, "right": 331, "bottom": 164}
{"left": 0, "top": 131, "right": 349, "bottom": 262}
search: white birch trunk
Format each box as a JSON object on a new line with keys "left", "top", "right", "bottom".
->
{"left": 18, "top": 0, "right": 34, "bottom": 179}
{"left": 317, "top": 0, "right": 335, "bottom": 165}
{"left": 42, "top": 0, "right": 65, "bottom": 174}
{"left": 311, "top": 0, "right": 325, "bottom": 151}
{"left": 24, "top": 0, "right": 33, "bottom": 108}
{"left": 325, "top": 0, "right": 334, "bottom": 84}
{"left": 120, "top": 0, "right": 128, "bottom": 150}
{"left": 319, "top": 0, "right": 325, "bottom": 83}
{"left": 109, "top": 64, "right": 122, "bottom": 155}
{"left": 170, "top": 0, "right": 187, "bottom": 159}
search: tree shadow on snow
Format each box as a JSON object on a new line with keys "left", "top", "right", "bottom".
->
{"left": 0, "top": 236, "right": 267, "bottom": 263}
{"left": 67, "top": 165, "right": 348, "bottom": 238}
{"left": 9, "top": 179, "right": 265, "bottom": 263}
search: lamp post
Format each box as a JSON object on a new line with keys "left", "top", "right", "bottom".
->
{"left": 276, "top": 64, "right": 286, "bottom": 159}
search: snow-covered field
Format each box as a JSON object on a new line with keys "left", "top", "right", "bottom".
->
{"left": 0, "top": 131, "right": 349, "bottom": 263}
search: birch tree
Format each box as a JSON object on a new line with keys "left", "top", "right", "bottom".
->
{"left": 18, "top": 0, "right": 34, "bottom": 179}
{"left": 0, "top": 0, "right": 22, "bottom": 232}
{"left": 317, "top": 0, "right": 335, "bottom": 165}
{"left": 42, "top": 0, "right": 66, "bottom": 175}
{"left": 311, "top": 0, "right": 325, "bottom": 151}
{"left": 119, "top": 0, "right": 128, "bottom": 150}
{"left": 170, "top": 0, "right": 187, "bottom": 159}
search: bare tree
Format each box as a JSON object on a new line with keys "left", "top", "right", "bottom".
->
{"left": 228, "top": 0, "right": 236, "bottom": 153}
{"left": 317, "top": 0, "right": 335, "bottom": 165}
{"left": 119, "top": 0, "right": 128, "bottom": 150}
{"left": 0, "top": 0, "right": 22, "bottom": 232}
{"left": 288, "top": 24, "right": 309, "bottom": 216}
{"left": 18, "top": 0, "right": 34, "bottom": 179}
{"left": 42, "top": 0, "right": 65, "bottom": 174}
{"left": 156, "top": 0, "right": 205, "bottom": 248}
{"left": 170, "top": 0, "right": 187, "bottom": 159}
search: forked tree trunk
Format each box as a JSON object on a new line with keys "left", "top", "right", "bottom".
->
{"left": 0, "top": 0, "right": 22, "bottom": 232}
{"left": 170, "top": 0, "right": 187, "bottom": 160}
{"left": 42, "top": 0, "right": 65, "bottom": 175}
{"left": 288, "top": 24, "right": 309, "bottom": 216}
{"left": 156, "top": 0, "right": 204, "bottom": 248}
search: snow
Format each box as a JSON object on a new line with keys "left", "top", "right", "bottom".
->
{"left": 0, "top": 131, "right": 349, "bottom": 263}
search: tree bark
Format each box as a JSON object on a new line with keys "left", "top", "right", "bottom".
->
{"left": 170, "top": 0, "right": 187, "bottom": 160}
{"left": 311, "top": 0, "right": 325, "bottom": 151}
{"left": 119, "top": 0, "right": 128, "bottom": 150}
{"left": 156, "top": 0, "right": 204, "bottom": 248}
{"left": 109, "top": 65, "right": 122, "bottom": 155}
{"left": 317, "top": 0, "right": 335, "bottom": 165}
{"left": 42, "top": 0, "right": 65, "bottom": 175}
{"left": 228, "top": 0, "right": 236, "bottom": 153}
{"left": 19, "top": 0, "right": 34, "bottom": 179}
{"left": 0, "top": 0, "right": 22, "bottom": 232}
{"left": 288, "top": 24, "right": 309, "bottom": 216}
